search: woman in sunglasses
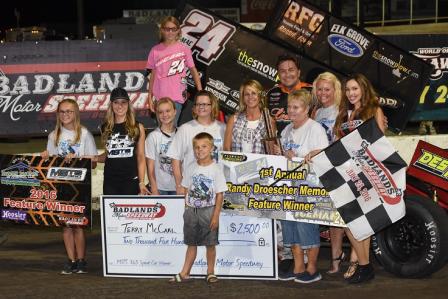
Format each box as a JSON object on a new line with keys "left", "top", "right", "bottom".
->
{"left": 146, "top": 16, "right": 202, "bottom": 125}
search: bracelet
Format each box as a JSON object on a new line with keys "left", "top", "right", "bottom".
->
{"left": 139, "top": 182, "right": 146, "bottom": 186}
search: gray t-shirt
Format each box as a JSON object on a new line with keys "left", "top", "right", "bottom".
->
{"left": 47, "top": 126, "right": 97, "bottom": 157}
{"left": 314, "top": 104, "right": 338, "bottom": 144}
{"left": 145, "top": 127, "right": 176, "bottom": 192}
{"left": 181, "top": 161, "right": 228, "bottom": 208}
{"left": 166, "top": 119, "right": 225, "bottom": 172}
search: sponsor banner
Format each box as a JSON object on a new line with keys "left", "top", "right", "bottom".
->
{"left": 264, "top": 0, "right": 433, "bottom": 132}
{"left": 101, "top": 195, "right": 277, "bottom": 279}
{"left": 312, "top": 118, "right": 407, "bottom": 240}
{"left": 381, "top": 35, "right": 448, "bottom": 121}
{"left": 220, "top": 151, "right": 345, "bottom": 227}
{"left": 0, "top": 40, "right": 158, "bottom": 137}
{"left": 176, "top": 2, "right": 344, "bottom": 114}
{"left": 408, "top": 140, "right": 448, "bottom": 190}
{"left": 0, "top": 154, "right": 91, "bottom": 227}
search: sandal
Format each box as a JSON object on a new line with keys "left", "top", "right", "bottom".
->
{"left": 344, "top": 262, "right": 359, "bottom": 280}
{"left": 206, "top": 273, "right": 219, "bottom": 284}
{"left": 326, "top": 251, "right": 346, "bottom": 274}
{"left": 169, "top": 273, "right": 193, "bottom": 283}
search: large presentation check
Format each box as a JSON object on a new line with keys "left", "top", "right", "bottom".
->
{"left": 1, "top": 154, "right": 92, "bottom": 227}
{"left": 101, "top": 195, "right": 277, "bottom": 279}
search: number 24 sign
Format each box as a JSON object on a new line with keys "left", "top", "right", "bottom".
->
{"left": 181, "top": 9, "right": 236, "bottom": 66}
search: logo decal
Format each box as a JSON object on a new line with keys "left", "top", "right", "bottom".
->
{"left": 352, "top": 141, "right": 402, "bottom": 205}
{"left": 413, "top": 149, "right": 448, "bottom": 180}
{"left": 47, "top": 167, "right": 87, "bottom": 181}
{"left": 328, "top": 34, "right": 363, "bottom": 57}
{"left": 110, "top": 202, "right": 166, "bottom": 220}
{"left": 1, "top": 158, "right": 39, "bottom": 187}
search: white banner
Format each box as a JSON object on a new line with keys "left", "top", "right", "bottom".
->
{"left": 220, "top": 151, "right": 345, "bottom": 227}
{"left": 101, "top": 195, "right": 277, "bottom": 279}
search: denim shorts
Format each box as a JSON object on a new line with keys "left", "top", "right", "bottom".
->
{"left": 183, "top": 206, "right": 218, "bottom": 246}
{"left": 280, "top": 220, "right": 320, "bottom": 249}
{"left": 159, "top": 190, "right": 176, "bottom": 195}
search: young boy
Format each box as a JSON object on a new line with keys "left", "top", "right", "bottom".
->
{"left": 170, "top": 132, "right": 228, "bottom": 283}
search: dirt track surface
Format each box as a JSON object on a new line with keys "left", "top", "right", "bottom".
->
{"left": 1, "top": 218, "right": 447, "bottom": 299}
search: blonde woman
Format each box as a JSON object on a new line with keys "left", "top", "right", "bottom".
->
{"left": 96, "top": 87, "right": 149, "bottom": 195}
{"left": 224, "top": 79, "right": 276, "bottom": 153}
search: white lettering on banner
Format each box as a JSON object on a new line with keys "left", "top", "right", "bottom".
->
{"left": 329, "top": 23, "right": 370, "bottom": 55}
{"left": 0, "top": 95, "right": 42, "bottom": 121}
{"left": 101, "top": 196, "right": 276, "bottom": 279}
{"left": 236, "top": 50, "right": 278, "bottom": 82}
{"left": 0, "top": 72, "right": 145, "bottom": 96}
{"left": 181, "top": 9, "right": 236, "bottom": 65}
{"left": 0, "top": 71, "right": 147, "bottom": 120}
{"left": 33, "top": 75, "right": 54, "bottom": 94}
{"left": 412, "top": 47, "right": 448, "bottom": 80}
{"left": 372, "top": 51, "right": 419, "bottom": 79}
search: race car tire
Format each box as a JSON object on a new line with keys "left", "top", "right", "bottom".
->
{"left": 372, "top": 195, "right": 448, "bottom": 278}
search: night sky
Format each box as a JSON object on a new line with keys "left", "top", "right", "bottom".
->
{"left": 0, "top": 0, "right": 241, "bottom": 38}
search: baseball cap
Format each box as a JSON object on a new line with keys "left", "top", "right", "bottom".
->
{"left": 110, "top": 87, "right": 129, "bottom": 101}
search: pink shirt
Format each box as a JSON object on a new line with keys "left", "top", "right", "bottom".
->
{"left": 146, "top": 42, "right": 195, "bottom": 103}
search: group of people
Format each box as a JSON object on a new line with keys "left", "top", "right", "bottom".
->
{"left": 40, "top": 16, "right": 386, "bottom": 285}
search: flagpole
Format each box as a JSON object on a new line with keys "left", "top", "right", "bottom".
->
{"left": 268, "top": 160, "right": 307, "bottom": 187}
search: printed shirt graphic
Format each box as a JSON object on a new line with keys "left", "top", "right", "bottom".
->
{"left": 145, "top": 128, "right": 175, "bottom": 191}
{"left": 146, "top": 42, "right": 195, "bottom": 103}
{"left": 47, "top": 127, "right": 97, "bottom": 157}
{"left": 182, "top": 162, "right": 228, "bottom": 208}
{"left": 103, "top": 122, "right": 138, "bottom": 180}
{"left": 314, "top": 105, "right": 338, "bottom": 143}
{"left": 281, "top": 119, "right": 329, "bottom": 158}
{"left": 166, "top": 120, "right": 225, "bottom": 173}
{"left": 106, "top": 133, "right": 135, "bottom": 158}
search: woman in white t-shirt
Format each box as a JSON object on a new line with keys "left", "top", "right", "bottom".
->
{"left": 41, "top": 98, "right": 97, "bottom": 275}
{"left": 145, "top": 98, "right": 177, "bottom": 195}
{"left": 224, "top": 79, "right": 276, "bottom": 154}
{"left": 273, "top": 90, "right": 329, "bottom": 284}
{"left": 166, "top": 90, "right": 226, "bottom": 195}
{"left": 312, "top": 72, "right": 348, "bottom": 275}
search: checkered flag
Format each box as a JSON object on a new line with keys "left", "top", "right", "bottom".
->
{"left": 311, "top": 118, "right": 407, "bottom": 240}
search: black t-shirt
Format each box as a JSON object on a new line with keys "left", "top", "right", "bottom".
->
{"left": 267, "top": 82, "right": 312, "bottom": 134}
{"left": 104, "top": 122, "right": 140, "bottom": 181}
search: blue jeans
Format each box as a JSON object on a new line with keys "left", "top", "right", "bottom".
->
{"left": 280, "top": 220, "right": 320, "bottom": 249}
{"left": 174, "top": 102, "right": 183, "bottom": 126}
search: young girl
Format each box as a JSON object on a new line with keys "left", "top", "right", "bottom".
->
{"left": 166, "top": 90, "right": 225, "bottom": 195}
{"left": 146, "top": 16, "right": 202, "bottom": 124}
{"left": 145, "top": 97, "right": 177, "bottom": 195}
{"left": 96, "top": 87, "right": 150, "bottom": 195}
{"left": 41, "top": 98, "right": 97, "bottom": 275}
{"left": 334, "top": 73, "right": 386, "bottom": 284}
{"left": 224, "top": 79, "right": 276, "bottom": 154}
